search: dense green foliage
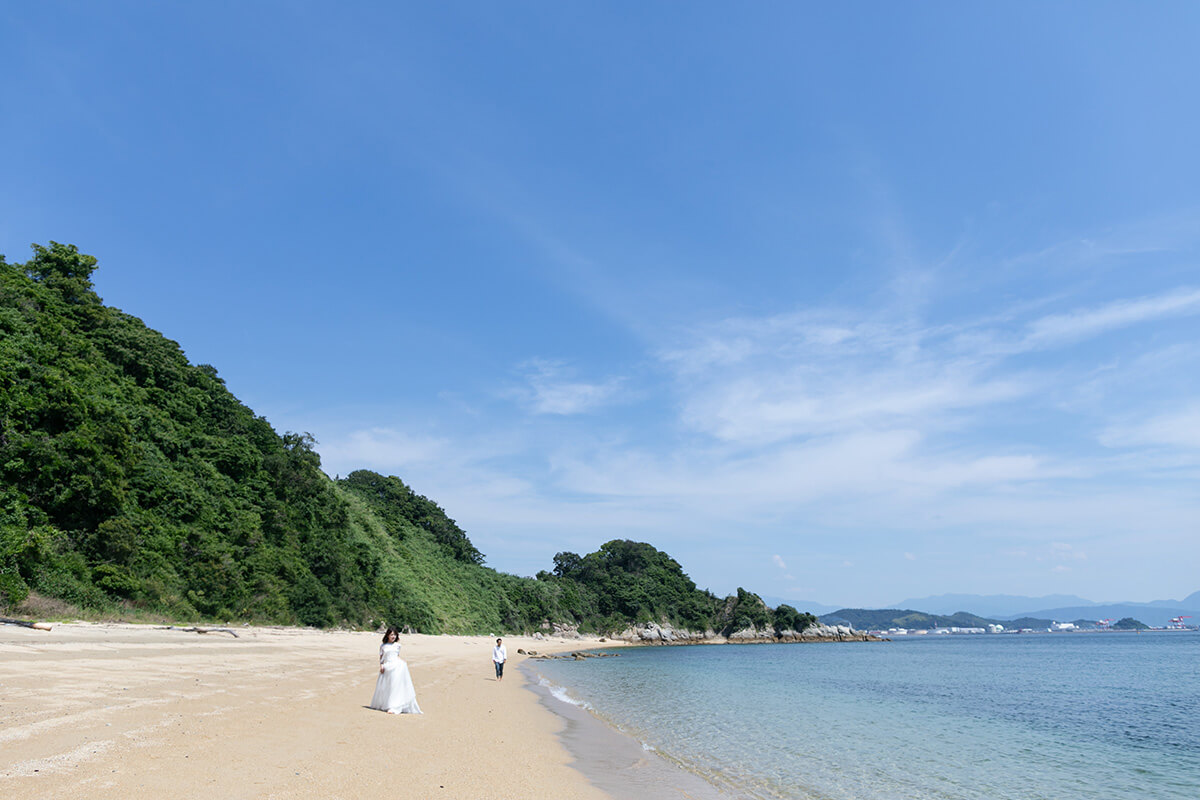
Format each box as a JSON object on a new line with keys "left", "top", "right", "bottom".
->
{"left": 534, "top": 548, "right": 818, "bottom": 635}
{"left": 1111, "top": 617, "right": 1148, "bottom": 630}
{"left": 771, "top": 602, "right": 818, "bottom": 636}
{"left": 2, "top": 244, "right": 380, "bottom": 625}
{"left": 539, "top": 540, "right": 721, "bottom": 631}
{"left": 1, "top": 243, "right": 820, "bottom": 637}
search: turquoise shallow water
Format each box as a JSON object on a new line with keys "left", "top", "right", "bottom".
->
{"left": 531, "top": 632, "right": 1200, "bottom": 800}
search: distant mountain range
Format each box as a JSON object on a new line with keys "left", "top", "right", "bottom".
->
{"left": 780, "top": 591, "right": 1200, "bottom": 629}
{"left": 890, "top": 593, "right": 1090, "bottom": 617}
{"left": 886, "top": 591, "right": 1200, "bottom": 628}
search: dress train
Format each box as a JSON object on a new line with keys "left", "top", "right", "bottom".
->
{"left": 370, "top": 642, "right": 422, "bottom": 714}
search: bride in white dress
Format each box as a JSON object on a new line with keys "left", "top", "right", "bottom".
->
{"left": 369, "top": 628, "right": 422, "bottom": 714}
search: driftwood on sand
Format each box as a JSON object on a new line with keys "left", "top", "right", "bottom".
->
{"left": 0, "top": 617, "right": 53, "bottom": 631}
{"left": 0, "top": 618, "right": 239, "bottom": 636}
{"left": 155, "top": 625, "right": 240, "bottom": 638}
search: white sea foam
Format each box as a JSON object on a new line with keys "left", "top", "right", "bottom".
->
{"left": 537, "top": 675, "right": 593, "bottom": 710}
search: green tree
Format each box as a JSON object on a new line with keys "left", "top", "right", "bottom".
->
{"left": 24, "top": 242, "right": 100, "bottom": 306}
{"left": 1112, "top": 617, "right": 1148, "bottom": 631}
{"left": 552, "top": 551, "right": 582, "bottom": 578}
{"left": 773, "top": 603, "right": 817, "bottom": 634}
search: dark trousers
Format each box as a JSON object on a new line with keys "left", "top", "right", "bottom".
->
{"left": 494, "top": 660, "right": 504, "bottom": 679}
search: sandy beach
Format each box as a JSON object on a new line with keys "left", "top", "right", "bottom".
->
{"left": 0, "top": 621, "right": 620, "bottom": 800}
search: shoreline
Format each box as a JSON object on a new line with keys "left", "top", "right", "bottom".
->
{"left": 522, "top": 656, "right": 742, "bottom": 800}
{"left": 0, "top": 621, "right": 616, "bottom": 799}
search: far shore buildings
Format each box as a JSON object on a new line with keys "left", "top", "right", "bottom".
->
{"left": 871, "top": 620, "right": 1114, "bottom": 636}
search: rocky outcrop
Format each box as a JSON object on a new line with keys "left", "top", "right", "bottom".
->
{"left": 523, "top": 649, "right": 621, "bottom": 661}
{"left": 613, "top": 621, "right": 716, "bottom": 644}
{"left": 610, "top": 621, "right": 879, "bottom": 645}
{"left": 796, "top": 623, "right": 876, "bottom": 642}
{"left": 537, "top": 621, "right": 584, "bottom": 639}
{"left": 550, "top": 622, "right": 583, "bottom": 639}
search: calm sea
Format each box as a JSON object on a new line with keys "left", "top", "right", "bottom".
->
{"left": 530, "top": 632, "right": 1200, "bottom": 800}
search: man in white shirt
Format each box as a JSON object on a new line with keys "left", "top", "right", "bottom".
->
{"left": 492, "top": 638, "right": 507, "bottom": 682}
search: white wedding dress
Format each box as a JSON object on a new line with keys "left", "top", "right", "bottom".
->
{"left": 369, "top": 642, "right": 422, "bottom": 714}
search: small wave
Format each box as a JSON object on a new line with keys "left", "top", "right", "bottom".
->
{"left": 537, "top": 675, "right": 593, "bottom": 710}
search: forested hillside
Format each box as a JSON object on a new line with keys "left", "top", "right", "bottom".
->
{"left": 0, "top": 243, "right": 819, "bottom": 636}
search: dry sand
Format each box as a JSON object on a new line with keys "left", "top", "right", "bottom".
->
{"left": 0, "top": 621, "right": 622, "bottom": 800}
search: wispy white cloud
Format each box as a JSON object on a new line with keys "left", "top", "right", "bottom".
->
{"left": 315, "top": 428, "right": 449, "bottom": 474}
{"left": 656, "top": 284, "right": 1200, "bottom": 453}
{"left": 1055, "top": 543, "right": 1085, "bottom": 560}
{"left": 678, "top": 364, "right": 1030, "bottom": 445}
{"left": 659, "top": 312, "right": 905, "bottom": 373}
{"left": 660, "top": 310, "right": 1032, "bottom": 447}
{"left": 308, "top": 242, "right": 1200, "bottom": 600}
{"left": 1023, "top": 287, "right": 1200, "bottom": 348}
{"left": 546, "top": 430, "right": 1077, "bottom": 525}
{"left": 512, "top": 359, "right": 625, "bottom": 416}
{"left": 1100, "top": 404, "right": 1200, "bottom": 451}
{"left": 999, "top": 210, "right": 1198, "bottom": 273}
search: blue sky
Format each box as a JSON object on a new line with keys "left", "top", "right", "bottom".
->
{"left": 4, "top": 3, "right": 1199, "bottom": 608}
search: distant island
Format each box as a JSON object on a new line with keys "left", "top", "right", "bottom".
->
{"left": 0, "top": 243, "right": 834, "bottom": 641}
{"left": 818, "top": 608, "right": 1165, "bottom": 633}
{"left": 887, "top": 591, "right": 1200, "bottom": 628}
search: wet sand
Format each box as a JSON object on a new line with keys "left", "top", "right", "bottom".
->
{"left": 523, "top": 662, "right": 743, "bottom": 800}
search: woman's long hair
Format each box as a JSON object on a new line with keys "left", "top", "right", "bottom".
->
{"left": 381, "top": 626, "right": 400, "bottom": 644}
